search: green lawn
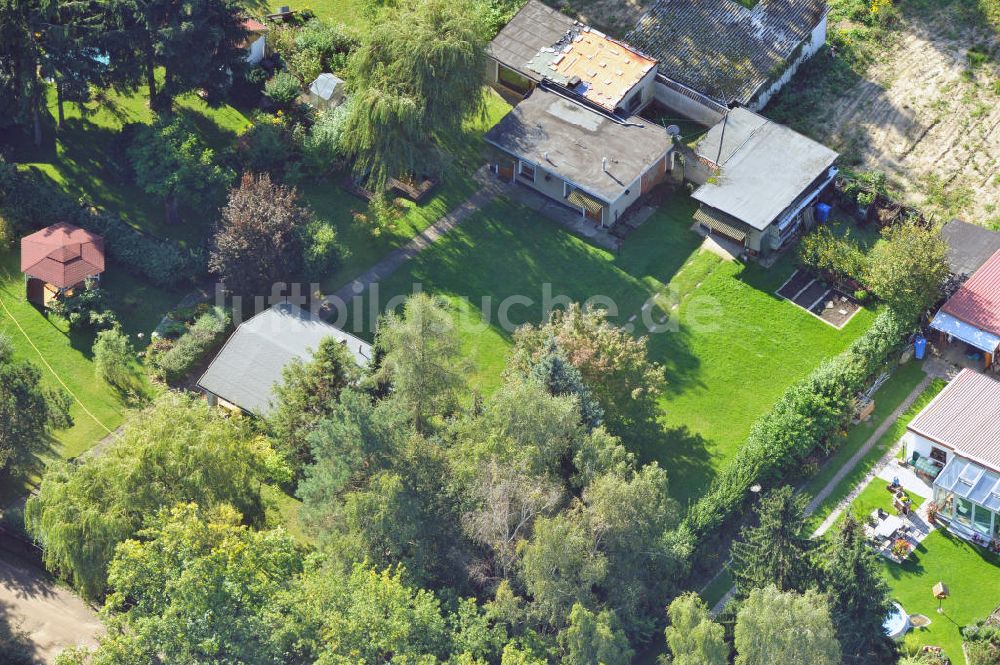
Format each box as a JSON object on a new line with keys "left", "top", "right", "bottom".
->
{"left": 305, "top": 0, "right": 367, "bottom": 26}
{"left": 806, "top": 377, "right": 947, "bottom": 530}
{"left": 0, "top": 249, "right": 180, "bottom": 467}
{"left": 886, "top": 530, "right": 1000, "bottom": 663}
{"left": 345, "top": 193, "right": 874, "bottom": 502}
{"left": 6, "top": 84, "right": 251, "bottom": 248}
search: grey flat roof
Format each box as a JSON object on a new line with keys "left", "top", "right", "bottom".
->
{"left": 941, "top": 219, "right": 1000, "bottom": 278}
{"left": 484, "top": 88, "right": 672, "bottom": 202}
{"left": 488, "top": 0, "right": 578, "bottom": 80}
{"left": 197, "top": 303, "right": 371, "bottom": 415}
{"left": 626, "top": 0, "right": 827, "bottom": 104}
{"left": 908, "top": 368, "right": 1000, "bottom": 472}
{"left": 692, "top": 108, "right": 838, "bottom": 231}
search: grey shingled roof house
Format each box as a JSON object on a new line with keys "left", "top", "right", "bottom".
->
{"left": 690, "top": 108, "right": 838, "bottom": 257}
{"left": 197, "top": 303, "right": 371, "bottom": 415}
{"left": 627, "top": 0, "right": 828, "bottom": 107}
{"left": 484, "top": 88, "right": 673, "bottom": 227}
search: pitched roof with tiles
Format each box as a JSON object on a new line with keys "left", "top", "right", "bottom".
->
{"left": 626, "top": 0, "right": 827, "bottom": 104}
{"left": 941, "top": 248, "right": 1000, "bottom": 336}
{"left": 197, "top": 303, "right": 371, "bottom": 415}
{"left": 907, "top": 368, "right": 1000, "bottom": 472}
{"left": 20, "top": 222, "right": 105, "bottom": 288}
{"left": 489, "top": 0, "right": 578, "bottom": 80}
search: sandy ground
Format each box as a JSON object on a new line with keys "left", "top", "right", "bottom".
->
{"left": 809, "top": 12, "right": 1000, "bottom": 223}
{"left": 0, "top": 552, "right": 102, "bottom": 663}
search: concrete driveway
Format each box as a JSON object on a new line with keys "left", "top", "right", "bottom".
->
{"left": 0, "top": 551, "right": 102, "bottom": 663}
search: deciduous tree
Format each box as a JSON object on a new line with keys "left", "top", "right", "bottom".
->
{"left": 341, "top": 0, "right": 487, "bottom": 185}
{"left": 508, "top": 304, "right": 665, "bottom": 440}
{"left": 864, "top": 220, "right": 949, "bottom": 319}
{"left": 129, "top": 116, "right": 234, "bottom": 224}
{"left": 664, "top": 593, "right": 728, "bottom": 665}
{"left": 208, "top": 173, "right": 311, "bottom": 298}
{"left": 734, "top": 586, "right": 841, "bottom": 665}
{"left": 560, "top": 603, "right": 632, "bottom": 665}
{"left": 71, "top": 503, "right": 300, "bottom": 665}
{"left": 25, "top": 392, "right": 284, "bottom": 599}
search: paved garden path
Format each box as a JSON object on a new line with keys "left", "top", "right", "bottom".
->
{"left": 329, "top": 173, "right": 508, "bottom": 307}
{"left": 707, "top": 360, "right": 949, "bottom": 616}
{"left": 0, "top": 549, "right": 102, "bottom": 663}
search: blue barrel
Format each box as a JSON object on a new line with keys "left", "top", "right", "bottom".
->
{"left": 815, "top": 202, "right": 832, "bottom": 223}
{"left": 914, "top": 336, "right": 927, "bottom": 360}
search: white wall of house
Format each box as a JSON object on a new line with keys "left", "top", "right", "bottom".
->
{"left": 904, "top": 431, "right": 953, "bottom": 465}
{"left": 246, "top": 35, "right": 266, "bottom": 65}
{"left": 747, "top": 13, "right": 828, "bottom": 111}
{"left": 653, "top": 76, "right": 727, "bottom": 126}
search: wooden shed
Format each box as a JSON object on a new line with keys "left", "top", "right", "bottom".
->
{"left": 20, "top": 222, "right": 105, "bottom": 307}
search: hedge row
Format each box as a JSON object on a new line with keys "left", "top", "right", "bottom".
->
{"left": 150, "top": 306, "right": 230, "bottom": 383}
{"left": 684, "top": 307, "right": 915, "bottom": 540}
{"left": 0, "top": 158, "right": 206, "bottom": 287}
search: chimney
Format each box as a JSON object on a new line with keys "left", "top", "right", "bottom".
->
{"left": 602, "top": 157, "right": 608, "bottom": 172}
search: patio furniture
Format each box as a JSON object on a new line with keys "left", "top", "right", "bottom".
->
{"left": 874, "top": 514, "right": 906, "bottom": 540}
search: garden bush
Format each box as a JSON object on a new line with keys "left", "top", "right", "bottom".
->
{"left": 235, "top": 120, "right": 296, "bottom": 175}
{"left": 303, "top": 219, "right": 344, "bottom": 281}
{"left": 265, "top": 72, "right": 302, "bottom": 108}
{"left": 301, "top": 104, "right": 349, "bottom": 175}
{"left": 150, "top": 306, "right": 230, "bottom": 383}
{"left": 685, "top": 307, "right": 914, "bottom": 540}
{"left": 48, "top": 280, "right": 118, "bottom": 331}
{"left": 93, "top": 327, "right": 138, "bottom": 392}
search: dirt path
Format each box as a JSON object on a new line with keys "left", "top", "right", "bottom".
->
{"left": 811, "top": 9, "right": 1000, "bottom": 222}
{"left": 0, "top": 551, "right": 102, "bottom": 663}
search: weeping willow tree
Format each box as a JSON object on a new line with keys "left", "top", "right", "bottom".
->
{"left": 341, "top": 0, "right": 488, "bottom": 187}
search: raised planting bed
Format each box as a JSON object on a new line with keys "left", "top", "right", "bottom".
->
{"left": 388, "top": 175, "right": 438, "bottom": 203}
{"left": 776, "top": 268, "right": 815, "bottom": 299}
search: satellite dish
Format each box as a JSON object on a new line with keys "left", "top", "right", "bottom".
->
{"left": 666, "top": 124, "right": 681, "bottom": 137}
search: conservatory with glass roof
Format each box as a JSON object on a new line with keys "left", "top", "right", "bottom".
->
{"left": 904, "top": 368, "right": 1000, "bottom": 542}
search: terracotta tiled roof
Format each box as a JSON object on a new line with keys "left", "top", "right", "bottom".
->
{"left": 908, "top": 369, "right": 1000, "bottom": 472}
{"left": 626, "top": 0, "right": 827, "bottom": 104}
{"left": 941, "top": 248, "right": 1000, "bottom": 336}
{"left": 243, "top": 18, "right": 267, "bottom": 32}
{"left": 20, "top": 222, "right": 105, "bottom": 288}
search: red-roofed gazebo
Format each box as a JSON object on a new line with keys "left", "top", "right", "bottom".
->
{"left": 21, "top": 222, "right": 105, "bottom": 307}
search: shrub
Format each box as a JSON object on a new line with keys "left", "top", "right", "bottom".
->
{"left": 303, "top": 219, "right": 344, "bottom": 280}
{"left": 302, "top": 103, "right": 349, "bottom": 175}
{"left": 366, "top": 191, "right": 402, "bottom": 237}
{"left": 93, "top": 327, "right": 137, "bottom": 391}
{"left": 150, "top": 306, "right": 230, "bottom": 383}
{"left": 265, "top": 72, "right": 302, "bottom": 108}
{"left": 235, "top": 120, "right": 296, "bottom": 175}
{"left": 80, "top": 211, "right": 207, "bottom": 286}
{"left": 48, "top": 280, "right": 118, "bottom": 331}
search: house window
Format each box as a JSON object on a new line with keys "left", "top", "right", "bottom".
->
{"left": 930, "top": 447, "right": 947, "bottom": 464}
{"left": 518, "top": 162, "right": 535, "bottom": 182}
{"left": 624, "top": 90, "right": 642, "bottom": 114}
{"left": 973, "top": 505, "right": 993, "bottom": 536}
{"left": 497, "top": 65, "right": 533, "bottom": 95}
